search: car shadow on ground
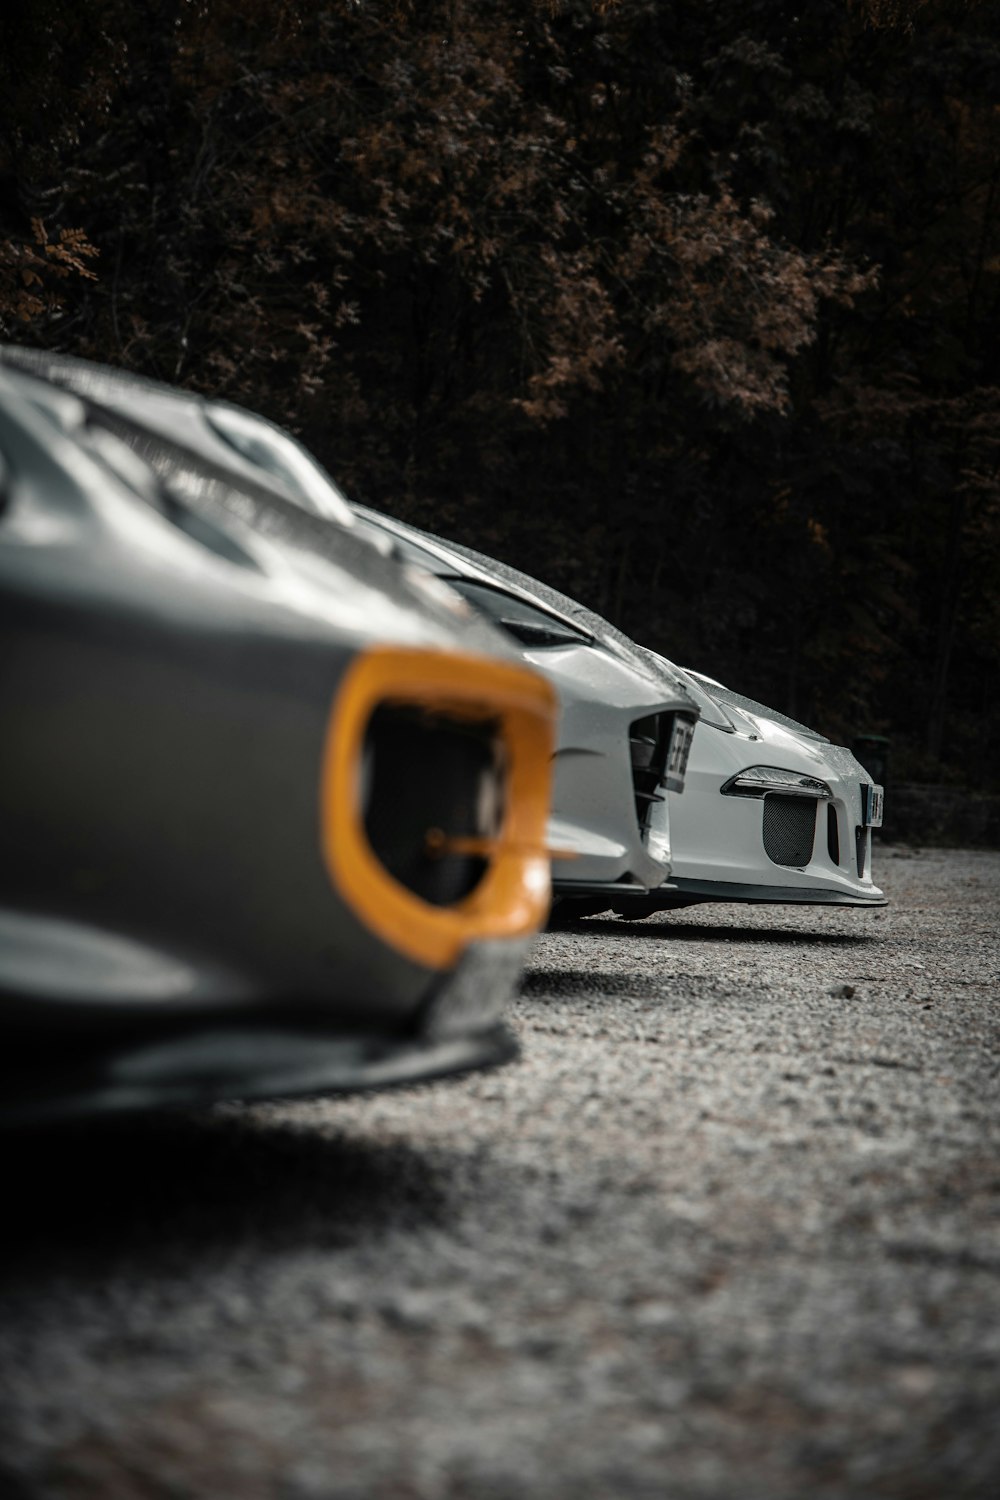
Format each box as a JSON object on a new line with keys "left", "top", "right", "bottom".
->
{"left": 0, "top": 1105, "right": 453, "bottom": 1279}
{"left": 556, "top": 917, "right": 876, "bottom": 947}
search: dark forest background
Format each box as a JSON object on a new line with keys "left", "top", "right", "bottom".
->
{"left": 2, "top": 0, "right": 999, "bottom": 790}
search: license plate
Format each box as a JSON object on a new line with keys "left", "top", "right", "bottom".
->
{"left": 664, "top": 715, "right": 696, "bottom": 793}
{"left": 861, "top": 783, "right": 884, "bottom": 828}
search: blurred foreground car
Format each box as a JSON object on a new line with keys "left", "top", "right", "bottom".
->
{"left": 0, "top": 366, "right": 557, "bottom": 1125}
{"left": 0, "top": 347, "right": 700, "bottom": 911}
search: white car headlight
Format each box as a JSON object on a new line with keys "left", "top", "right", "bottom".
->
{"left": 721, "top": 766, "right": 832, "bottom": 799}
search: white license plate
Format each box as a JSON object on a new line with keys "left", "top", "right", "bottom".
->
{"left": 862, "top": 783, "right": 884, "bottom": 828}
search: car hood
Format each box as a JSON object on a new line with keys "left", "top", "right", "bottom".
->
{"left": 643, "top": 653, "right": 875, "bottom": 785}
{"left": 352, "top": 506, "right": 700, "bottom": 716}
{"left": 681, "top": 668, "right": 830, "bottom": 743}
{"left": 0, "top": 344, "right": 355, "bottom": 526}
{"left": 2, "top": 366, "right": 517, "bottom": 663}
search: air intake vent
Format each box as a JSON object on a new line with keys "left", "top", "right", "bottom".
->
{"left": 827, "top": 804, "right": 840, "bottom": 867}
{"left": 362, "top": 706, "right": 502, "bottom": 906}
{"left": 629, "top": 714, "right": 670, "bottom": 836}
{"left": 762, "top": 795, "right": 817, "bottom": 867}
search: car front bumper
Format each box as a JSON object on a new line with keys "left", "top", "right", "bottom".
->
{"left": 0, "top": 937, "right": 526, "bottom": 1127}
{"left": 655, "top": 720, "right": 887, "bottom": 908}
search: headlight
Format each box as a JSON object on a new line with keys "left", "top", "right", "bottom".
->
{"left": 721, "top": 766, "right": 832, "bottom": 799}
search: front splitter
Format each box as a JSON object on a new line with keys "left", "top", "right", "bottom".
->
{"left": 0, "top": 1020, "right": 518, "bottom": 1129}
{"left": 624, "top": 876, "right": 889, "bottom": 909}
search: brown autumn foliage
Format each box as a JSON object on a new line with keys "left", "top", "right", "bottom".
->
{"left": 1, "top": 0, "right": 999, "bottom": 792}
{"left": 0, "top": 219, "right": 97, "bottom": 328}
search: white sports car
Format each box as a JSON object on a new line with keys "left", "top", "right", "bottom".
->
{"left": 602, "top": 662, "right": 887, "bottom": 915}
{"left": 348, "top": 509, "right": 701, "bottom": 907}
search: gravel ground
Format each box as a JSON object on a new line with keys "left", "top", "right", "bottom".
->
{"left": 1, "top": 846, "right": 998, "bottom": 1500}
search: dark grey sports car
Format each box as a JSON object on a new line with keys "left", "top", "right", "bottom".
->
{"left": 0, "top": 363, "right": 556, "bottom": 1124}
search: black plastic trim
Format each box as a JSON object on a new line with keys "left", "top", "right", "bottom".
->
{"left": 0, "top": 1020, "right": 518, "bottom": 1128}
{"left": 622, "top": 876, "right": 888, "bottom": 908}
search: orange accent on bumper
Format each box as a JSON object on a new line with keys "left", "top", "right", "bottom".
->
{"left": 319, "top": 646, "right": 557, "bottom": 971}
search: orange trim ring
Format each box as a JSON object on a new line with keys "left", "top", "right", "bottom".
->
{"left": 319, "top": 646, "right": 557, "bottom": 970}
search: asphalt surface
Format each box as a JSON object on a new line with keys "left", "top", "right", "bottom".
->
{"left": 1, "top": 846, "right": 998, "bottom": 1500}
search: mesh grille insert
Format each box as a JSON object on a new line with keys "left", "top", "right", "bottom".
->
{"left": 362, "top": 706, "right": 502, "bottom": 906}
{"left": 762, "top": 795, "right": 817, "bottom": 867}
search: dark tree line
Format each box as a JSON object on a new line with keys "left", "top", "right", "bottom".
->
{"left": 2, "top": 0, "right": 999, "bottom": 787}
